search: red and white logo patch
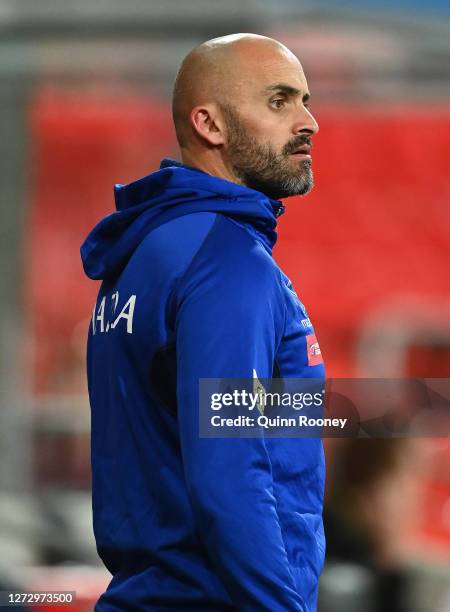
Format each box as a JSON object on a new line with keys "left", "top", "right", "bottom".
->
{"left": 306, "top": 333, "right": 323, "bottom": 366}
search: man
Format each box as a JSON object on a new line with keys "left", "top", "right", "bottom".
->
{"left": 81, "top": 33, "right": 325, "bottom": 611}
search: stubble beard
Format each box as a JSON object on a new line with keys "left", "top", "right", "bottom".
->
{"left": 220, "top": 103, "right": 314, "bottom": 200}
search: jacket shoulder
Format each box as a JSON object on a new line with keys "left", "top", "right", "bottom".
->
{"left": 175, "top": 213, "right": 284, "bottom": 303}
{"left": 134, "top": 211, "right": 218, "bottom": 281}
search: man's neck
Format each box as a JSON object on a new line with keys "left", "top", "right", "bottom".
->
{"left": 180, "top": 149, "right": 244, "bottom": 188}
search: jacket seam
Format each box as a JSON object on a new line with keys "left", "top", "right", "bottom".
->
{"left": 275, "top": 267, "right": 288, "bottom": 354}
{"left": 169, "top": 213, "right": 222, "bottom": 317}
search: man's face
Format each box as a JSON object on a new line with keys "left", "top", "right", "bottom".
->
{"left": 220, "top": 51, "right": 319, "bottom": 200}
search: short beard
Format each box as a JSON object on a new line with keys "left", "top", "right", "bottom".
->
{"left": 220, "top": 103, "right": 314, "bottom": 200}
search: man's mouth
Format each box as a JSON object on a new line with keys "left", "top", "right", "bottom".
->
{"left": 289, "top": 143, "right": 311, "bottom": 159}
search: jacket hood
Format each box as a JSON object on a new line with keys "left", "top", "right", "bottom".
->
{"left": 81, "top": 158, "right": 285, "bottom": 280}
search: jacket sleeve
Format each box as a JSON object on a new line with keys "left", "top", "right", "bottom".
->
{"left": 174, "top": 227, "right": 305, "bottom": 611}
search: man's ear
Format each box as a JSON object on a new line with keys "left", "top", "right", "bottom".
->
{"left": 190, "top": 104, "right": 225, "bottom": 146}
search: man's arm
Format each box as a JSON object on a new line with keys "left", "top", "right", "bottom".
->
{"left": 175, "top": 232, "right": 305, "bottom": 611}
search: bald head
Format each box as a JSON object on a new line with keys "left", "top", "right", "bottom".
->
{"left": 172, "top": 33, "right": 301, "bottom": 147}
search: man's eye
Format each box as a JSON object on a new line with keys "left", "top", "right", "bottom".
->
{"left": 270, "top": 99, "right": 285, "bottom": 109}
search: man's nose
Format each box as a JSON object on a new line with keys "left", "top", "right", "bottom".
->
{"left": 293, "top": 107, "right": 319, "bottom": 136}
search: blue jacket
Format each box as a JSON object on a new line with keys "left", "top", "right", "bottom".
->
{"left": 81, "top": 159, "right": 326, "bottom": 611}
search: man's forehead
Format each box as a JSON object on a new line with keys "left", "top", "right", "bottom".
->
{"left": 261, "top": 65, "right": 308, "bottom": 91}
{"left": 230, "top": 49, "right": 307, "bottom": 93}
{"left": 246, "top": 68, "right": 308, "bottom": 98}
